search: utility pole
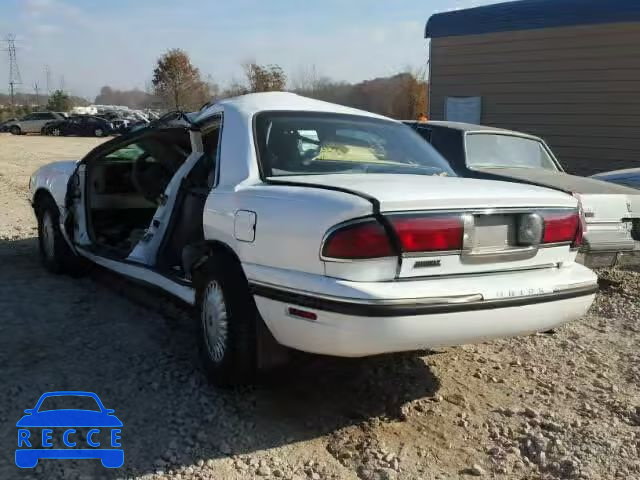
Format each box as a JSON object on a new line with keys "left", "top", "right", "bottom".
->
{"left": 34, "top": 82, "right": 40, "bottom": 108}
{"left": 5, "top": 34, "right": 22, "bottom": 108}
{"left": 45, "top": 65, "right": 52, "bottom": 93}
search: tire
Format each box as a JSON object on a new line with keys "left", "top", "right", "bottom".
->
{"left": 50, "top": 127, "right": 62, "bottom": 137}
{"left": 94, "top": 128, "right": 104, "bottom": 137}
{"left": 35, "top": 196, "right": 89, "bottom": 275}
{"left": 9, "top": 125, "right": 21, "bottom": 135}
{"left": 194, "top": 255, "right": 258, "bottom": 386}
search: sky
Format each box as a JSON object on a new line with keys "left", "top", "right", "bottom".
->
{"left": 0, "top": 0, "right": 499, "bottom": 100}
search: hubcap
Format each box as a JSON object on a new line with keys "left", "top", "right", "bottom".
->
{"left": 95, "top": 129, "right": 103, "bottom": 137}
{"left": 41, "top": 211, "right": 56, "bottom": 259}
{"left": 52, "top": 128, "right": 60, "bottom": 136}
{"left": 201, "top": 280, "right": 228, "bottom": 363}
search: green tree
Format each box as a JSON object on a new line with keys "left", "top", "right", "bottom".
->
{"left": 242, "top": 63, "right": 287, "bottom": 93}
{"left": 46, "top": 90, "right": 71, "bottom": 112}
{"left": 152, "top": 49, "right": 208, "bottom": 110}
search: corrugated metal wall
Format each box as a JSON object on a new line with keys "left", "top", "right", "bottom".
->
{"left": 429, "top": 21, "right": 640, "bottom": 176}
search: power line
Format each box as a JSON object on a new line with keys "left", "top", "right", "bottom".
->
{"left": 5, "top": 34, "right": 22, "bottom": 107}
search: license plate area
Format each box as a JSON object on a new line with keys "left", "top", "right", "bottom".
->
{"left": 467, "top": 214, "right": 516, "bottom": 252}
{"left": 461, "top": 214, "right": 538, "bottom": 263}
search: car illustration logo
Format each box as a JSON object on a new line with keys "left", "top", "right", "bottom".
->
{"left": 15, "top": 391, "right": 123, "bottom": 468}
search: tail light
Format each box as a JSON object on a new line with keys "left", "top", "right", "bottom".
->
{"left": 322, "top": 214, "right": 463, "bottom": 260}
{"left": 541, "top": 211, "right": 582, "bottom": 247}
{"left": 321, "top": 220, "right": 393, "bottom": 259}
{"left": 389, "top": 215, "right": 463, "bottom": 252}
{"left": 322, "top": 209, "right": 583, "bottom": 261}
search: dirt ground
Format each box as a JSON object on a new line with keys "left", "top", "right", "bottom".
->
{"left": 0, "top": 133, "right": 638, "bottom": 480}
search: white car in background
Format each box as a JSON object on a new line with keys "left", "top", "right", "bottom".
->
{"left": 405, "top": 121, "right": 640, "bottom": 268}
{"left": 29, "top": 93, "right": 597, "bottom": 385}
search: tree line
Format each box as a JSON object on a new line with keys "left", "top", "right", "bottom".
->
{"left": 129, "top": 49, "right": 427, "bottom": 119}
{"left": 2, "top": 48, "right": 428, "bottom": 123}
{"left": 0, "top": 90, "right": 85, "bottom": 122}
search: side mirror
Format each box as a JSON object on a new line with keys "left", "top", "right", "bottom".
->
{"left": 24, "top": 409, "right": 34, "bottom": 414}
{"left": 104, "top": 409, "right": 115, "bottom": 414}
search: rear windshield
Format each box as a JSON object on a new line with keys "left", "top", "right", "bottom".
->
{"left": 255, "top": 112, "right": 455, "bottom": 178}
{"left": 465, "top": 133, "right": 558, "bottom": 170}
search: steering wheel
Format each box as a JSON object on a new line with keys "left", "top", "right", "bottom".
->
{"left": 131, "top": 153, "right": 175, "bottom": 204}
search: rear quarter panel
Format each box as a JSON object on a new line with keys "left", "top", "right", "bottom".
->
{"left": 203, "top": 184, "right": 373, "bottom": 275}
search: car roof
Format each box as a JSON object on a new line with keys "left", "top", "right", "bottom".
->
{"left": 593, "top": 168, "right": 640, "bottom": 178}
{"left": 192, "top": 91, "right": 394, "bottom": 125}
{"left": 405, "top": 120, "right": 544, "bottom": 140}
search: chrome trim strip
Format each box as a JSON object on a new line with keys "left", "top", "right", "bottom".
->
{"left": 249, "top": 279, "right": 483, "bottom": 306}
{"left": 461, "top": 213, "right": 474, "bottom": 250}
{"left": 461, "top": 246, "right": 538, "bottom": 263}
{"left": 250, "top": 281, "right": 599, "bottom": 317}
{"left": 393, "top": 263, "right": 559, "bottom": 280}
{"left": 402, "top": 250, "right": 461, "bottom": 258}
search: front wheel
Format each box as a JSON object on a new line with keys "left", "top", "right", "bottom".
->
{"left": 195, "top": 256, "right": 258, "bottom": 386}
{"left": 36, "top": 196, "right": 89, "bottom": 275}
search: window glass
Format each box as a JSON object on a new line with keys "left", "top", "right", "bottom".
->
{"left": 105, "top": 143, "right": 146, "bottom": 162}
{"left": 465, "top": 133, "right": 558, "bottom": 170}
{"left": 255, "top": 112, "right": 454, "bottom": 178}
{"left": 22, "top": 114, "right": 36, "bottom": 121}
{"left": 199, "top": 125, "right": 222, "bottom": 188}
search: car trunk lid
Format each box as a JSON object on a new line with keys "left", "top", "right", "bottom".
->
{"left": 276, "top": 174, "right": 580, "bottom": 278}
{"left": 275, "top": 173, "right": 577, "bottom": 211}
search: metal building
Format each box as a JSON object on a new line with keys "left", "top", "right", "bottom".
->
{"left": 425, "top": 0, "right": 640, "bottom": 175}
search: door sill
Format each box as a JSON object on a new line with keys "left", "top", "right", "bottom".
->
{"left": 77, "top": 247, "right": 195, "bottom": 305}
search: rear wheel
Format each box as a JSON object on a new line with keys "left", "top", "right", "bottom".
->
{"left": 51, "top": 127, "right": 62, "bottom": 136}
{"left": 9, "top": 125, "right": 21, "bottom": 135}
{"left": 35, "top": 196, "right": 89, "bottom": 275}
{"left": 194, "top": 255, "right": 258, "bottom": 386}
{"left": 94, "top": 128, "right": 104, "bottom": 137}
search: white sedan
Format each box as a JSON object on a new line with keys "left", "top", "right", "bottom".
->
{"left": 29, "top": 93, "right": 597, "bottom": 385}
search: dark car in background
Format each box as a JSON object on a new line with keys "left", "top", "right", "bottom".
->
{"left": 592, "top": 168, "right": 640, "bottom": 190}
{"left": 404, "top": 120, "right": 640, "bottom": 268}
{"left": 97, "top": 112, "right": 148, "bottom": 134}
{"left": 43, "top": 115, "right": 113, "bottom": 137}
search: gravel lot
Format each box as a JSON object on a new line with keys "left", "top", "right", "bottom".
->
{"left": 0, "top": 133, "right": 638, "bottom": 480}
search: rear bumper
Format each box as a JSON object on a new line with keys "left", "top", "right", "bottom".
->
{"left": 580, "top": 222, "right": 640, "bottom": 267}
{"left": 578, "top": 250, "right": 640, "bottom": 268}
{"left": 248, "top": 263, "right": 597, "bottom": 357}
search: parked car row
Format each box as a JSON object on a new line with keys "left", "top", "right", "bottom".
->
{"left": 29, "top": 92, "right": 601, "bottom": 385}
{"left": 1, "top": 111, "right": 151, "bottom": 138}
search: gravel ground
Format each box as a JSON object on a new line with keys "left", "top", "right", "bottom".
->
{"left": 0, "top": 133, "right": 638, "bottom": 480}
